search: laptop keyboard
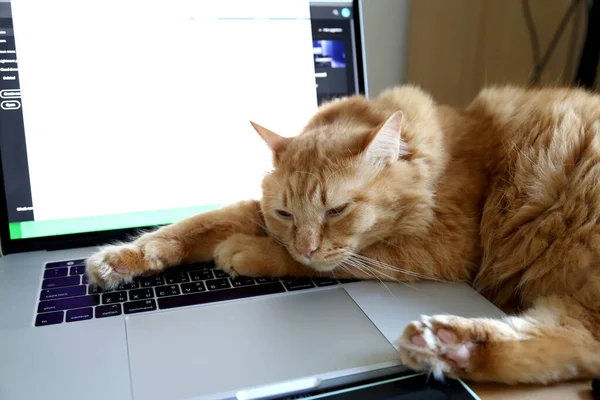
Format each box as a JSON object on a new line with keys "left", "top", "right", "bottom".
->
{"left": 35, "top": 258, "right": 356, "bottom": 327}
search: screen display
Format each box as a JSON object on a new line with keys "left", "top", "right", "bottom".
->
{"left": 0, "top": 0, "right": 361, "bottom": 240}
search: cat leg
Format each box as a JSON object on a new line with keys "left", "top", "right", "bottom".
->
{"left": 214, "top": 234, "right": 388, "bottom": 279}
{"left": 396, "top": 295, "right": 600, "bottom": 384}
{"left": 214, "top": 234, "right": 315, "bottom": 278}
{"left": 86, "top": 200, "right": 264, "bottom": 289}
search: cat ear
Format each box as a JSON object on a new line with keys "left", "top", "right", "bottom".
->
{"left": 250, "top": 121, "right": 290, "bottom": 154}
{"left": 362, "top": 111, "right": 407, "bottom": 167}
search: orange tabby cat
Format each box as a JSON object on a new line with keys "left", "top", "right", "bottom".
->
{"left": 86, "top": 85, "right": 600, "bottom": 385}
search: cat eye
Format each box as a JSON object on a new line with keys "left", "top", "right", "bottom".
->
{"left": 326, "top": 204, "right": 348, "bottom": 218}
{"left": 275, "top": 209, "right": 293, "bottom": 219}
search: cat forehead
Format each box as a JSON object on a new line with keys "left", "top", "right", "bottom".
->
{"left": 284, "top": 168, "right": 357, "bottom": 188}
{"left": 277, "top": 172, "right": 362, "bottom": 206}
{"left": 281, "top": 125, "right": 369, "bottom": 161}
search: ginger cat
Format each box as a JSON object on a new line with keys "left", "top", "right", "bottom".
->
{"left": 86, "top": 85, "right": 600, "bottom": 385}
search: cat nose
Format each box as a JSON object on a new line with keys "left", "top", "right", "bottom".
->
{"left": 297, "top": 246, "right": 317, "bottom": 259}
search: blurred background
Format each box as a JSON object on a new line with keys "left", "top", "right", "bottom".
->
{"left": 362, "top": 0, "right": 599, "bottom": 107}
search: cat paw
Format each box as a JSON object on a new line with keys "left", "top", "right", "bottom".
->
{"left": 85, "top": 238, "right": 180, "bottom": 289}
{"left": 214, "top": 234, "right": 269, "bottom": 278}
{"left": 396, "top": 315, "right": 479, "bottom": 380}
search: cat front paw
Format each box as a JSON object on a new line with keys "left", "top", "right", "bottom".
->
{"left": 214, "top": 234, "right": 271, "bottom": 278}
{"left": 396, "top": 315, "right": 479, "bottom": 380}
{"left": 85, "top": 238, "right": 181, "bottom": 289}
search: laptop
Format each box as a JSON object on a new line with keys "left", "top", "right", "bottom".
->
{"left": 0, "top": 1, "right": 505, "bottom": 399}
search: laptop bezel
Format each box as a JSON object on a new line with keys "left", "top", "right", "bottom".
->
{"left": 0, "top": 0, "right": 365, "bottom": 255}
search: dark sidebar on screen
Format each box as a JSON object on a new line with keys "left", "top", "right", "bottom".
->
{"left": 310, "top": 3, "right": 359, "bottom": 105}
{"left": 0, "top": 1, "right": 34, "bottom": 223}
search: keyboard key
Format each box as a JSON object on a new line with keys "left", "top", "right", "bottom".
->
{"left": 42, "top": 275, "right": 80, "bottom": 289}
{"left": 339, "top": 279, "right": 360, "bottom": 284}
{"left": 124, "top": 281, "right": 139, "bottom": 289}
{"left": 313, "top": 278, "right": 339, "bottom": 287}
{"left": 181, "top": 282, "right": 205, "bottom": 294}
{"left": 88, "top": 285, "right": 102, "bottom": 294}
{"left": 82, "top": 275, "right": 89, "bottom": 284}
{"left": 282, "top": 279, "right": 315, "bottom": 291}
{"left": 256, "top": 277, "right": 279, "bottom": 284}
{"left": 35, "top": 311, "right": 64, "bottom": 326}
{"left": 40, "top": 285, "right": 86, "bottom": 301}
{"left": 139, "top": 276, "right": 164, "bottom": 287}
{"left": 96, "top": 304, "right": 122, "bottom": 318}
{"left": 102, "top": 291, "right": 127, "bottom": 304}
{"left": 70, "top": 265, "right": 85, "bottom": 275}
{"left": 155, "top": 285, "right": 181, "bottom": 297}
{"left": 190, "top": 270, "right": 213, "bottom": 281}
{"left": 213, "top": 270, "right": 228, "bottom": 279}
{"left": 124, "top": 299, "right": 157, "bottom": 314}
{"left": 37, "top": 295, "right": 99, "bottom": 313}
{"left": 44, "top": 267, "right": 68, "bottom": 279}
{"left": 231, "top": 277, "right": 255, "bottom": 287}
{"left": 45, "top": 259, "right": 85, "bottom": 269}
{"left": 204, "top": 261, "right": 217, "bottom": 269}
{"left": 184, "top": 263, "right": 204, "bottom": 272}
{"left": 66, "top": 307, "right": 93, "bottom": 322}
{"left": 129, "top": 288, "right": 154, "bottom": 300}
{"left": 206, "top": 278, "right": 230, "bottom": 291}
{"left": 164, "top": 272, "right": 189, "bottom": 284}
{"left": 159, "top": 282, "right": 285, "bottom": 310}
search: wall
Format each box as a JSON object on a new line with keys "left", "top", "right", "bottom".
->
{"left": 404, "top": 0, "right": 592, "bottom": 107}
{"left": 360, "top": 0, "right": 411, "bottom": 97}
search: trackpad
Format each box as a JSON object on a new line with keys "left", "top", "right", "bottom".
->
{"left": 125, "top": 288, "right": 399, "bottom": 400}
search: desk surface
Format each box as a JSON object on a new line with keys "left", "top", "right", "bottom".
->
{"left": 472, "top": 380, "right": 593, "bottom": 400}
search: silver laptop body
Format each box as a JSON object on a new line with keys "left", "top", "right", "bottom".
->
{"left": 0, "top": 1, "right": 503, "bottom": 399}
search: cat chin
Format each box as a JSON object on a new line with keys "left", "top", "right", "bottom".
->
{"left": 306, "top": 262, "right": 339, "bottom": 273}
{"left": 287, "top": 252, "right": 338, "bottom": 271}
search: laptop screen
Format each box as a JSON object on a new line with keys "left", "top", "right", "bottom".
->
{"left": 0, "top": 0, "right": 363, "bottom": 243}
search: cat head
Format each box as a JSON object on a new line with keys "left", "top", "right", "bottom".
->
{"left": 251, "top": 97, "right": 434, "bottom": 273}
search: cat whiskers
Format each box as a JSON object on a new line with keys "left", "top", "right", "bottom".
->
{"left": 339, "top": 258, "right": 407, "bottom": 299}
{"left": 347, "top": 257, "right": 419, "bottom": 291}
{"left": 369, "top": 237, "right": 460, "bottom": 282}
{"left": 336, "top": 262, "right": 355, "bottom": 278}
{"left": 349, "top": 253, "right": 447, "bottom": 283}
